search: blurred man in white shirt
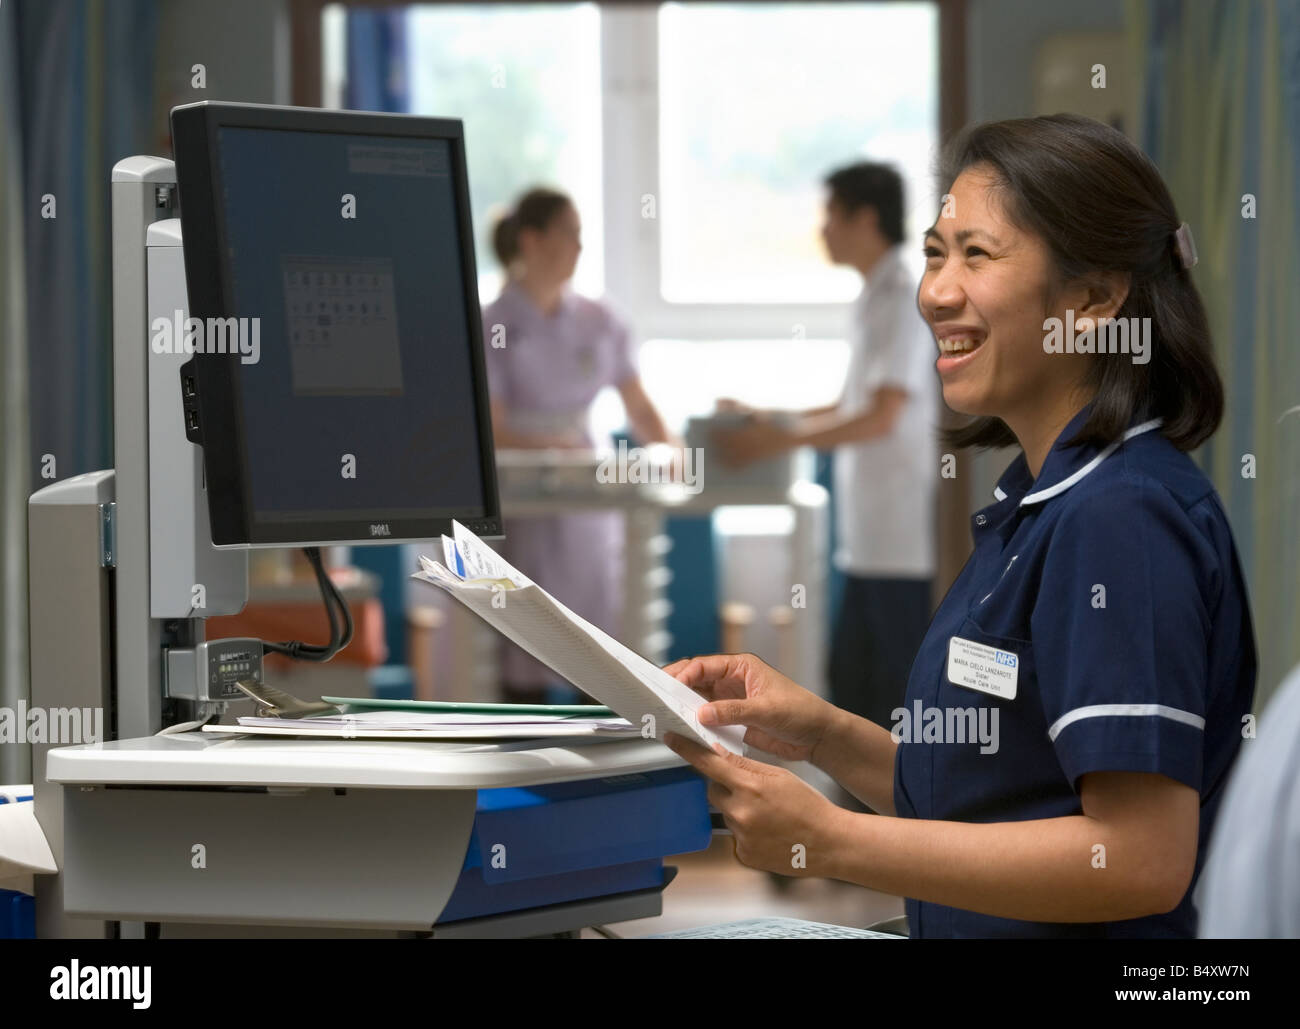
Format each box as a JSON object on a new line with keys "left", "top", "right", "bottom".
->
{"left": 715, "top": 162, "right": 937, "bottom": 729}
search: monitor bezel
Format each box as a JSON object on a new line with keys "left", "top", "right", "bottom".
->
{"left": 170, "top": 100, "right": 502, "bottom": 547}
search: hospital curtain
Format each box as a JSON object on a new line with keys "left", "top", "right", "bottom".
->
{"left": 0, "top": 0, "right": 33, "bottom": 784}
{"left": 0, "top": 0, "right": 158, "bottom": 782}
{"left": 1131, "top": 0, "right": 1300, "bottom": 707}
{"left": 345, "top": 7, "right": 410, "bottom": 112}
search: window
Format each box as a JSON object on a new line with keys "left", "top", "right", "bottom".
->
{"left": 658, "top": 2, "right": 938, "bottom": 304}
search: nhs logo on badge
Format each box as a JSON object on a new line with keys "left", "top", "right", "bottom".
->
{"left": 948, "top": 636, "right": 1020, "bottom": 700}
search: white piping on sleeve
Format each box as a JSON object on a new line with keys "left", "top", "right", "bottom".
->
{"left": 1047, "top": 702, "right": 1205, "bottom": 742}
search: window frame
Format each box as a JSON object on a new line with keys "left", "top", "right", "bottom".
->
{"left": 601, "top": 3, "right": 944, "bottom": 341}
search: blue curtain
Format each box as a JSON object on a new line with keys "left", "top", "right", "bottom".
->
{"left": 0, "top": 0, "right": 32, "bottom": 785}
{"left": 345, "top": 8, "right": 410, "bottom": 113}
{"left": 17, "top": 0, "right": 158, "bottom": 483}
{"left": 1, "top": 0, "right": 158, "bottom": 781}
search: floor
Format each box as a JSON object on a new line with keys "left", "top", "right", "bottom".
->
{"left": 578, "top": 835, "right": 905, "bottom": 939}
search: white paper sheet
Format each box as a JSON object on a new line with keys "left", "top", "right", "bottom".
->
{"left": 204, "top": 709, "right": 639, "bottom": 741}
{"left": 412, "top": 521, "right": 745, "bottom": 755}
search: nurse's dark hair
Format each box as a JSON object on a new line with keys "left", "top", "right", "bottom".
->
{"left": 936, "top": 114, "right": 1223, "bottom": 453}
{"left": 491, "top": 187, "right": 573, "bottom": 267}
{"left": 824, "top": 161, "right": 905, "bottom": 244}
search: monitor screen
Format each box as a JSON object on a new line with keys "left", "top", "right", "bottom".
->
{"left": 171, "top": 102, "right": 501, "bottom": 546}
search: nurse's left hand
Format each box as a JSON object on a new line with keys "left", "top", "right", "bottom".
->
{"left": 710, "top": 419, "right": 793, "bottom": 468}
{"left": 663, "top": 732, "right": 846, "bottom": 878}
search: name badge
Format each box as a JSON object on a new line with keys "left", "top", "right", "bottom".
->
{"left": 947, "top": 636, "right": 1018, "bottom": 699}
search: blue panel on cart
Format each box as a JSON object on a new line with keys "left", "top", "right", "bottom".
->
{"left": 435, "top": 766, "right": 710, "bottom": 924}
{"left": 436, "top": 859, "right": 665, "bottom": 924}
{"left": 462, "top": 766, "right": 710, "bottom": 882}
{"left": 0, "top": 890, "right": 35, "bottom": 939}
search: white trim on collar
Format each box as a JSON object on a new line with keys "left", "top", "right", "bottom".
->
{"left": 988, "top": 418, "right": 1164, "bottom": 505}
{"left": 1020, "top": 418, "right": 1163, "bottom": 505}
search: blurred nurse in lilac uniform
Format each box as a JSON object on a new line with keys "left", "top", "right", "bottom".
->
{"left": 481, "top": 187, "right": 677, "bottom": 703}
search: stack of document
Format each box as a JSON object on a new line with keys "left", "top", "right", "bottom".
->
{"left": 217, "top": 709, "right": 640, "bottom": 741}
{"left": 412, "top": 521, "right": 745, "bottom": 754}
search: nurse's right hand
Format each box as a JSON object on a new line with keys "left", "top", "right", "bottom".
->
{"left": 663, "top": 652, "right": 834, "bottom": 762}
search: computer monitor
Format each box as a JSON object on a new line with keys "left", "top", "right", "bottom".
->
{"left": 169, "top": 101, "right": 501, "bottom": 547}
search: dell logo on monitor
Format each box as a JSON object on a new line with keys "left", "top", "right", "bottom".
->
{"left": 369, "top": 523, "right": 392, "bottom": 537}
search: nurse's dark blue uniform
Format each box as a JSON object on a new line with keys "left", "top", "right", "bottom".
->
{"left": 894, "top": 403, "right": 1256, "bottom": 937}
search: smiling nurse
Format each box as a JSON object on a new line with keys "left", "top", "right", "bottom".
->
{"left": 663, "top": 114, "right": 1257, "bottom": 938}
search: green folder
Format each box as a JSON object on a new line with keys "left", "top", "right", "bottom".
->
{"left": 321, "top": 696, "right": 615, "bottom": 718}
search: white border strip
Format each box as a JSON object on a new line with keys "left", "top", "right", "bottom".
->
{"left": 1020, "top": 418, "right": 1163, "bottom": 505}
{"left": 1047, "top": 702, "right": 1205, "bottom": 742}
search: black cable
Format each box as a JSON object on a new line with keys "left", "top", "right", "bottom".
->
{"left": 307, "top": 547, "right": 343, "bottom": 652}
{"left": 314, "top": 548, "right": 355, "bottom": 651}
{"left": 262, "top": 547, "right": 355, "bottom": 662}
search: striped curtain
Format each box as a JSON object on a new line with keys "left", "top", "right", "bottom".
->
{"left": 0, "top": 1, "right": 32, "bottom": 784}
{"left": 0, "top": 0, "right": 158, "bottom": 782}
{"left": 1133, "top": 0, "right": 1300, "bottom": 708}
